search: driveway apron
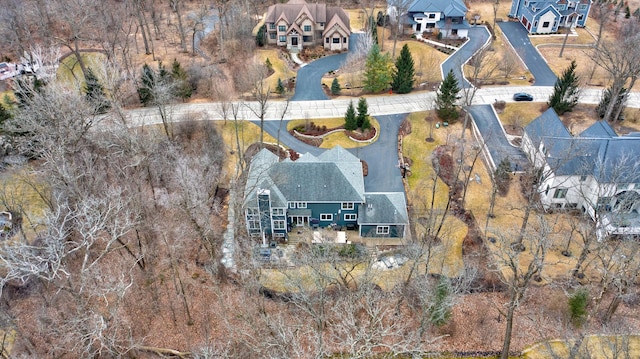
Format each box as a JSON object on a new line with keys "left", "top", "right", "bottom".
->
{"left": 467, "top": 104, "right": 529, "bottom": 172}
{"left": 497, "top": 22, "right": 557, "bottom": 86}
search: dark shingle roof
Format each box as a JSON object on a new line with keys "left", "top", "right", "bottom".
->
{"left": 525, "top": 109, "right": 640, "bottom": 183}
{"left": 358, "top": 193, "right": 409, "bottom": 225}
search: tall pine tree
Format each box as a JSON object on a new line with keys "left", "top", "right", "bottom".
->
{"left": 391, "top": 44, "right": 415, "bottom": 94}
{"left": 547, "top": 60, "right": 580, "bottom": 115}
{"left": 363, "top": 44, "right": 393, "bottom": 93}
{"left": 138, "top": 63, "right": 155, "bottom": 106}
{"left": 171, "top": 59, "right": 192, "bottom": 101}
{"left": 331, "top": 78, "right": 341, "bottom": 95}
{"left": 435, "top": 69, "right": 461, "bottom": 122}
{"left": 356, "top": 97, "right": 369, "bottom": 129}
{"left": 84, "top": 67, "right": 110, "bottom": 114}
{"left": 344, "top": 100, "right": 357, "bottom": 130}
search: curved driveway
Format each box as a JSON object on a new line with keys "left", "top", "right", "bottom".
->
{"left": 497, "top": 22, "right": 557, "bottom": 86}
{"left": 256, "top": 113, "right": 406, "bottom": 193}
{"left": 442, "top": 26, "right": 491, "bottom": 88}
{"left": 292, "top": 34, "right": 362, "bottom": 101}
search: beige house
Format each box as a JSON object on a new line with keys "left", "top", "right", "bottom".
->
{"left": 264, "top": 0, "right": 351, "bottom": 51}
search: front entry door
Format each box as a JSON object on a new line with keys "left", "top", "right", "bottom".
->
{"left": 291, "top": 37, "right": 298, "bottom": 46}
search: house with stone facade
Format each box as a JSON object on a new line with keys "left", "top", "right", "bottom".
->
{"left": 263, "top": 0, "right": 351, "bottom": 51}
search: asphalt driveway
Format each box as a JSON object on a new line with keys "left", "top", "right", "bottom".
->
{"left": 291, "top": 33, "right": 363, "bottom": 101}
{"left": 497, "top": 22, "right": 557, "bottom": 86}
{"left": 442, "top": 26, "right": 491, "bottom": 88}
{"left": 467, "top": 104, "right": 529, "bottom": 172}
{"left": 256, "top": 113, "right": 406, "bottom": 193}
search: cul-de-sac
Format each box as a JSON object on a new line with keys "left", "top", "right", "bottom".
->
{"left": 0, "top": 0, "right": 639, "bottom": 357}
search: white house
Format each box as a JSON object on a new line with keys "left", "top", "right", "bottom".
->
{"left": 398, "top": 0, "right": 471, "bottom": 39}
{"left": 522, "top": 109, "right": 640, "bottom": 239}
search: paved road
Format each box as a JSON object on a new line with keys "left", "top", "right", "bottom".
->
{"left": 467, "top": 104, "right": 529, "bottom": 172}
{"left": 497, "top": 22, "right": 558, "bottom": 86}
{"left": 291, "top": 33, "right": 363, "bottom": 101}
{"left": 442, "top": 26, "right": 492, "bottom": 88}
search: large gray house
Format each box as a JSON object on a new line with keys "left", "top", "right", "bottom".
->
{"left": 522, "top": 109, "right": 640, "bottom": 239}
{"left": 244, "top": 146, "right": 409, "bottom": 241}
{"left": 263, "top": 0, "right": 351, "bottom": 51}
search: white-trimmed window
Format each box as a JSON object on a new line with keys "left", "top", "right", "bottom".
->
{"left": 278, "top": 25, "right": 286, "bottom": 32}
{"left": 295, "top": 202, "right": 307, "bottom": 208}
{"left": 542, "top": 21, "right": 550, "bottom": 27}
{"left": 332, "top": 38, "right": 340, "bottom": 43}
{"left": 272, "top": 208, "right": 284, "bottom": 216}
{"left": 428, "top": 13, "right": 436, "bottom": 19}
{"left": 248, "top": 219, "right": 260, "bottom": 230}
{"left": 344, "top": 214, "right": 357, "bottom": 221}
{"left": 554, "top": 188, "right": 568, "bottom": 199}
{"left": 273, "top": 233, "right": 285, "bottom": 238}
{"left": 320, "top": 213, "right": 333, "bottom": 221}
{"left": 341, "top": 202, "right": 354, "bottom": 210}
{"left": 269, "top": 33, "right": 276, "bottom": 39}
{"left": 579, "top": 4, "right": 588, "bottom": 10}
{"left": 273, "top": 220, "right": 286, "bottom": 230}
{"left": 247, "top": 208, "right": 258, "bottom": 215}
{"left": 279, "top": 35, "right": 286, "bottom": 42}
{"left": 269, "top": 23, "right": 276, "bottom": 29}
{"left": 376, "top": 226, "right": 390, "bottom": 235}
{"left": 303, "top": 25, "right": 312, "bottom": 32}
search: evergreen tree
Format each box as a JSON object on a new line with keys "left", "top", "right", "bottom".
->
{"left": 0, "top": 102, "right": 11, "bottom": 128}
{"left": 83, "top": 67, "right": 110, "bottom": 114}
{"left": 625, "top": 5, "right": 631, "bottom": 18}
{"left": 568, "top": 288, "right": 589, "bottom": 328}
{"left": 265, "top": 58, "right": 273, "bottom": 73}
{"left": 363, "top": 44, "right": 393, "bottom": 93}
{"left": 429, "top": 277, "right": 452, "bottom": 327}
{"left": 547, "top": 60, "right": 580, "bottom": 115}
{"left": 138, "top": 63, "right": 155, "bottom": 106}
{"left": 356, "top": 97, "right": 369, "bottom": 129}
{"left": 369, "top": 16, "right": 378, "bottom": 45}
{"left": 256, "top": 24, "right": 267, "bottom": 47}
{"left": 494, "top": 158, "right": 512, "bottom": 196}
{"left": 171, "top": 59, "right": 192, "bottom": 101}
{"left": 13, "top": 76, "right": 45, "bottom": 107}
{"left": 344, "top": 101, "right": 357, "bottom": 131}
{"left": 391, "top": 44, "right": 416, "bottom": 94}
{"left": 276, "top": 78, "right": 285, "bottom": 95}
{"left": 435, "top": 69, "right": 460, "bottom": 121}
{"left": 330, "top": 78, "right": 341, "bottom": 95}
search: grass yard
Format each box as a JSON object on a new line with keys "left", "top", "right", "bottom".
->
{"left": 214, "top": 120, "right": 278, "bottom": 179}
{"left": 254, "top": 49, "right": 297, "bottom": 93}
{"left": 0, "top": 169, "right": 49, "bottom": 243}
{"left": 57, "top": 52, "right": 106, "bottom": 86}
{"left": 322, "top": 32, "right": 449, "bottom": 96}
